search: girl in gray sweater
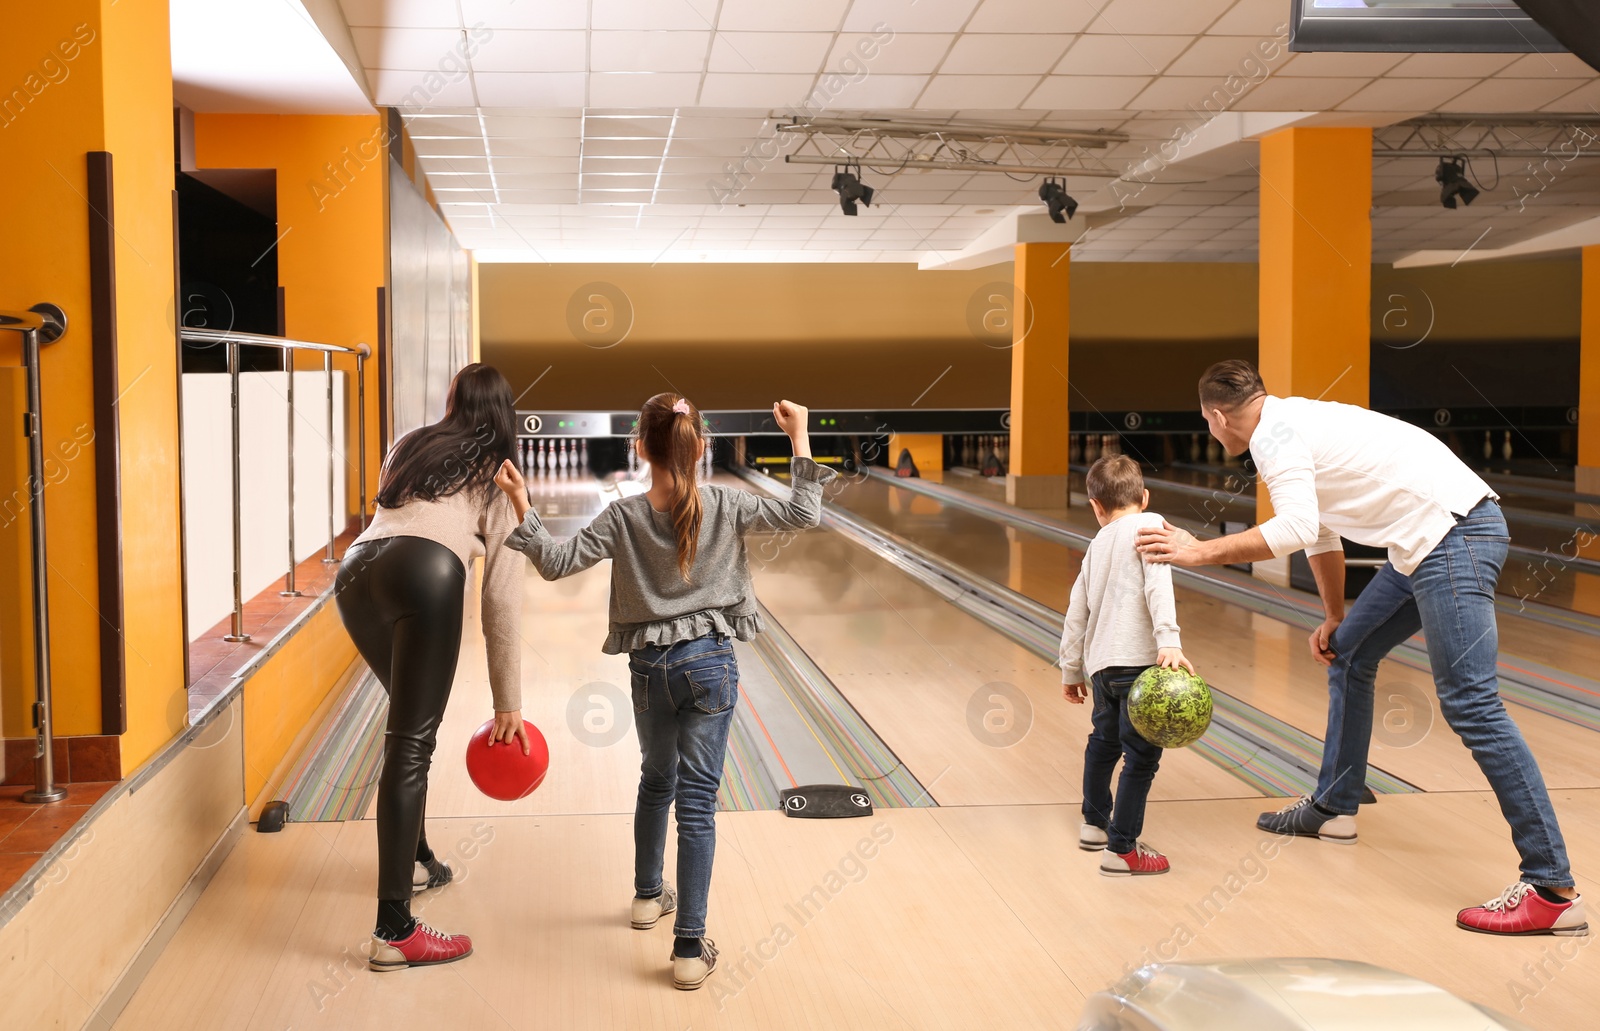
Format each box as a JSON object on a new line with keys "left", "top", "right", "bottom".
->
{"left": 494, "top": 394, "right": 832, "bottom": 990}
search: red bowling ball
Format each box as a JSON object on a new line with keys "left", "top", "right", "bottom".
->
{"left": 465, "top": 719, "right": 549, "bottom": 801}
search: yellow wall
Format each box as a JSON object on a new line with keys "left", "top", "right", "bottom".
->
{"left": 478, "top": 259, "right": 1580, "bottom": 413}
{"left": 0, "top": 2, "right": 187, "bottom": 766}
{"left": 193, "top": 114, "right": 387, "bottom": 522}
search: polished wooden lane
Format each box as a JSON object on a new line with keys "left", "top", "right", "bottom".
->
{"left": 827, "top": 474, "right": 1600, "bottom": 795}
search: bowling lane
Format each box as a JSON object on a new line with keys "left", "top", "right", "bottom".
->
{"left": 935, "top": 463, "right": 1600, "bottom": 669}
{"left": 739, "top": 512, "right": 1260, "bottom": 808}
{"left": 820, "top": 471, "right": 1600, "bottom": 794}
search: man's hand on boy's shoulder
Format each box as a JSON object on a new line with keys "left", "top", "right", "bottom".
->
{"left": 1063, "top": 682, "right": 1087, "bottom": 704}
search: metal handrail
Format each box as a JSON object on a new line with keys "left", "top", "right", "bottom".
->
{"left": 181, "top": 327, "right": 362, "bottom": 356}
{"left": 0, "top": 304, "right": 68, "bottom": 804}
{"left": 179, "top": 328, "right": 368, "bottom": 642}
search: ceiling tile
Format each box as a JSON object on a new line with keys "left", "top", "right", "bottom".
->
{"left": 1229, "top": 76, "right": 1366, "bottom": 112}
{"left": 968, "top": 0, "right": 1102, "bottom": 34}
{"left": 1207, "top": 0, "right": 1286, "bottom": 36}
{"left": 473, "top": 71, "right": 588, "bottom": 106}
{"left": 1543, "top": 80, "right": 1600, "bottom": 113}
{"left": 1026, "top": 75, "right": 1151, "bottom": 110}
{"left": 1387, "top": 53, "right": 1520, "bottom": 78}
{"left": 1163, "top": 35, "right": 1284, "bottom": 78}
{"left": 825, "top": 33, "right": 956, "bottom": 75}
{"left": 1054, "top": 35, "right": 1190, "bottom": 76}
{"left": 351, "top": 27, "right": 462, "bottom": 69}
{"left": 941, "top": 34, "right": 1074, "bottom": 75}
{"left": 459, "top": 0, "right": 588, "bottom": 30}
{"left": 1274, "top": 52, "right": 1405, "bottom": 78}
{"left": 843, "top": 0, "right": 982, "bottom": 33}
{"left": 338, "top": 0, "right": 456, "bottom": 29}
{"left": 1091, "top": 0, "right": 1228, "bottom": 36}
{"left": 1437, "top": 78, "right": 1591, "bottom": 115}
{"left": 1336, "top": 78, "right": 1475, "bottom": 113}
{"left": 709, "top": 32, "right": 834, "bottom": 74}
{"left": 699, "top": 73, "right": 821, "bottom": 107}
{"left": 588, "top": 73, "right": 704, "bottom": 107}
{"left": 592, "top": 0, "right": 719, "bottom": 32}
{"left": 1498, "top": 53, "right": 1600, "bottom": 79}
{"left": 367, "top": 68, "right": 476, "bottom": 107}
{"left": 916, "top": 74, "right": 1041, "bottom": 109}
{"left": 824, "top": 74, "right": 932, "bottom": 109}
{"left": 472, "top": 30, "right": 587, "bottom": 72}
{"left": 717, "top": 0, "right": 853, "bottom": 32}
{"left": 590, "top": 31, "right": 712, "bottom": 73}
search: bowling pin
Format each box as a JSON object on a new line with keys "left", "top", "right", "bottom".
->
{"left": 1085, "top": 435, "right": 1099, "bottom": 463}
{"left": 1482, "top": 431, "right": 1492, "bottom": 462}
{"left": 1189, "top": 433, "right": 1201, "bottom": 463}
{"left": 1501, "top": 430, "right": 1513, "bottom": 462}
{"left": 1070, "top": 434, "right": 1082, "bottom": 464}
{"left": 1205, "top": 436, "right": 1221, "bottom": 463}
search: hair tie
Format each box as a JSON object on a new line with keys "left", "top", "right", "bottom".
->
{"left": 672, "top": 398, "right": 691, "bottom": 415}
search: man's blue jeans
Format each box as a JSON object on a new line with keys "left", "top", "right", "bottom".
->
{"left": 629, "top": 635, "right": 739, "bottom": 938}
{"left": 1314, "top": 499, "right": 1573, "bottom": 888}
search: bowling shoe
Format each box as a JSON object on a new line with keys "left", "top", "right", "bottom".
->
{"left": 1456, "top": 882, "right": 1589, "bottom": 936}
{"left": 368, "top": 922, "right": 474, "bottom": 970}
{"left": 671, "top": 937, "right": 719, "bottom": 990}
{"left": 412, "top": 858, "right": 453, "bottom": 894}
{"left": 1078, "top": 823, "right": 1108, "bottom": 851}
{"left": 631, "top": 882, "right": 678, "bottom": 930}
{"left": 1256, "top": 796, "right": 1356, "bottom": 843}
{"left": 1100, "top": 842, "right": 1170, "bottom": 876}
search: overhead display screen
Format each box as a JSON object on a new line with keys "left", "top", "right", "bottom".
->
{"left": 1291, "top": 0, "right": 1565, "bottom": 53}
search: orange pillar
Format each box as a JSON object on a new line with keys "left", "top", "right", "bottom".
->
{"left": 1256, "top": 127, "right": 1372, "bottom": 531}
{"left": 1006, "top": 242, "right": 1071, "bottom": 509}
{"left": 1581, "top": 247, "right": 1600, "bottom": 498}
{"left": 0, "top": 1, "right": 187, "bottom": 774}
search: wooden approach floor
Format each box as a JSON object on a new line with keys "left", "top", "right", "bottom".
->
{"left": 111, "top": 485, "right": 1600, "bottom": 1030}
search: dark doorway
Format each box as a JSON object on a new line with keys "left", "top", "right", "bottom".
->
{"left": 175, "top": 168, "right": 282, "bottom": 372}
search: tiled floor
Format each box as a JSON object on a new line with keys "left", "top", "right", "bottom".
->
{"left": 187, "top": 530, "right": 358, "bottom": 717}
{"left": 0, "top": 781, "right": 116, "bottom": 896}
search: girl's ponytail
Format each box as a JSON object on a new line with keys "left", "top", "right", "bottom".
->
{"left": 639, "top": 394, "right": 705, "bottom": 580}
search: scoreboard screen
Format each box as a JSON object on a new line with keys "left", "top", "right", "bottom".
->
{"left": 1291, "top": 0, "right": 1564, "bottom": 52}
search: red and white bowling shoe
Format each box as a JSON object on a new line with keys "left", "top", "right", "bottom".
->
{"left": 1099, "top": 841, "right": 1171, "bottom": 877}
{"left": 1456, "top": 882, "right": 1588, "bottom": 936}
{"left": 368, "top": 921, "right": 474, "bottom": 970}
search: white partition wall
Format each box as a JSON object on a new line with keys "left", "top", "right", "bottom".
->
{"left": 181, "top": 371, "right": 348, "bottom": 642}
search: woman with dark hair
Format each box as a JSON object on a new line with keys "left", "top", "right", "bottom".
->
{"left": 493, "top": 394, "right": 830, "bottom": 991}
{"left": 335, "top": 362, "right": 531, "bottom": 971}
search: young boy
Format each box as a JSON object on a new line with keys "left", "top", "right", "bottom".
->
{"left": 1060, "top": 454, "right": 1195, "bottom": 876}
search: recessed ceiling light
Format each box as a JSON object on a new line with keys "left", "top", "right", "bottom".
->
{"left": 975, "top": 208, "right": 995, "bottom": 214}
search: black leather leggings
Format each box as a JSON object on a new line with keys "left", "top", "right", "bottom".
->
{"left": 335, "top": 536, "right": 466, "bottom": 901}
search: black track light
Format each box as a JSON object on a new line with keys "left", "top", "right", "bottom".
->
{"left": 831, "top": 165, "right": 874, "bottom": 216}
{"left": 1038, "top": 177, "right": 1078, "bottom": 223}
{"left": 1435, "top": 157, "right": 1479, "bottom": 210}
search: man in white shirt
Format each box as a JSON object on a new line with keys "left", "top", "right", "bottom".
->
{"left": 1136, "top": 359, "right": 1584, "bottom": 938}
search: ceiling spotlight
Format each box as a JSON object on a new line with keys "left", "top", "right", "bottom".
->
{"left": 1038, "top": 177, "right": 1077, "bottom": 223}
{"left": 1435, "top": 157, "right": 1479, "bottom": 210}
{"left": 831, "top": 165, "right": 874, "bottom": 216}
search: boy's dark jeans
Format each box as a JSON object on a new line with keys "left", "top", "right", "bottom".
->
{"left": 1082, "top": 665, "right": 1164, "bottom": 855}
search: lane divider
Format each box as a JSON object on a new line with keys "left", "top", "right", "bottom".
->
{"left": 742, "top": 467, "right": 1418, "bottom": 799}
{"left": 871, "top": 468, "right": 1600, "bottom": 732}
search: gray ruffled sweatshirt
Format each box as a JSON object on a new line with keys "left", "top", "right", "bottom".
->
{"left": 504, "top": 457, "right": 837, "bottom": 654}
